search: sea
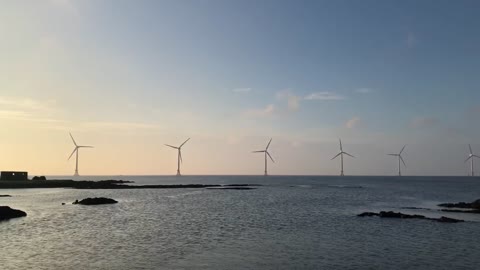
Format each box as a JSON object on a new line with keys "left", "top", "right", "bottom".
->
{"left": 1, "top": 175, "right": 479, "bottom": 270}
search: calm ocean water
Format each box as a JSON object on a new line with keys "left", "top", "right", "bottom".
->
{"left": 1, "top": 176, "right": 479, "bottom": 269}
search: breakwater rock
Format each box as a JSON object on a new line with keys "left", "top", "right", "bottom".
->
{"left": 358, "top": 211, "right": 464, "bottom": 223}
{"left": 73, "top": 197, "right": 118, "bottom": 205}
{"left": 438, "top": 199, "right": 480, "bottom": 209}
{"left": 0, "top": 206, "right": 27, "bottom": 221}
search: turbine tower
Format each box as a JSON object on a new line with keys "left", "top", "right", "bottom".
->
{"left": 388, "top": 145, "right": 406, "bottom": 176}
{"left": 165, "top": 138, "right": 190, "bottom": 176}
{"left": 331, "top": 139, "right": 354, "bottom": 176}
{"left": 252, "top": 138, "right": 275, "bottom": 176}
{"left": 465, "top": 144, "right": 480, "bottom": 176}
{"left": 68, "top": 133, "right": 93, "bottom": 177}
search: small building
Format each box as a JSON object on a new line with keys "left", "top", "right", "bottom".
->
{"left": 0, "top": 171, "right": 28, "bottom": 181}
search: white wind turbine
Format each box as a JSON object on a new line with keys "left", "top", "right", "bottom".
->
{"left": 388, "top": 145, "right": 406, "bottom": 176}
{"left": 68, "top": 133, "right": 93, "bottom": 177}
{"left": 165, "top": 138, "right": 190, "bottom": 176}
{"left": 331, "top": 139, "right": 355, "bottom": 176}
{"left": 252, "top": 138, "right": 275, "bottom": 176}
{"left": 465, "top": 144, "right": 480, "bottom": 176}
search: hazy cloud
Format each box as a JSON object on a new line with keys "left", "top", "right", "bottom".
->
{"left": 354, "top": 88, "right": 373, "bottom": 94}
{"left": 0, "top": 96, "right": 56, "bottom": 111}
{"left": 346, "top": 116, "right": 362, "bottom": 129}
{"left": 276, "top": 90, "right": 301, "bottom": 112}
{"left": 232, "top": 88, "right": 252, "bottom": 93}
{"left": 81, "top": 121, "right": 160, "bottom": 130}
{"left": 243, "top": 104, "right": 275, "bottom": 117}
{"left": 304, "top": 92, "right": 345, "bottom": 100}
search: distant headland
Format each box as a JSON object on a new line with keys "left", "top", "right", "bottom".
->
{"left": 0, "top": 178, "right": 260, "bottom": 190}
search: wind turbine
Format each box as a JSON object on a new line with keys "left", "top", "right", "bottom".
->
{"left": 388, "top": 145, "right": 406, "bottom": 176}
{"left": 465, "top": 144, "right": 480, "bottom": 176}
{"left": 165, "top": 138, "right": 190, "bottom": 176}
{"left": 331, "top": 139, "right": 354, "bottom": 176}
{"left": 252, "top": 138, "right": 275, "bottom": 176}
{"left": 68, "top": 133, "right": 93, "bottom": 176}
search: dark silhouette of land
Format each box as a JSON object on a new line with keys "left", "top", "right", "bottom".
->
{"left": 0, "top": 206, "right": 27, "bottom": 221}
{"left": 358, "top": 211, "right": 464, "bottom": 223}
{"left": 0, "top": 179, "right": 261, "bottom": 190}
{"left": 73, "top": 197, "right": 118, "bottom": 205}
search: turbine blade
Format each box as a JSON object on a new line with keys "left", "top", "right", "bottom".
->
{"left": 473, "top": 155, "right": 480, "bottom": 159}
{"left": 165, "top": 144, "right": 179, "bottom": 149}
{"left": 179, "top": 150, "right": 183, "bottom": 163}
{"left": 78, "top": 146, "right": 94, "bottom": 148}
{"left": 180, "top": 138, "right": 190, "bottom": 148}
{"left": 387, "top": 154, "right": 398, "bottom": 156}
{"left": 469, "top": 144, "right": 473, "bottom": 154}
{"left": 252, "top": 150, "right": 266, "bottom": 153}
{"left": 400, "top": 145, "right": 406, "bottom": 155}
{"left": 67, "top": 148, "right": 77, "bottom": 160}
{"left": 400, "top": 156, "right": 406, "bottom": 167}
{"left": 69, "top": 133, "right": 77, "bottom": 147}
{"left": 266, "top": 151, "right": 275, "bottom": 163}
{"left": 465, "top": 156, "right": 473, "bottom": 162}
{"left": 339, "top": 139, "right": 343, "bottom": 152}
{"left": 331, "top": 153, "right": 341, "bottom": 160}
{"left": 344, "top": 152, "right": 355, "bottom": 158}
{"left": 266, "top": 138, "right": 272, "bottom": 150}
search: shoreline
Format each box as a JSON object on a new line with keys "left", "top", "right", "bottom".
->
{"left": 0, "top": 180, "right": 261, "bottom": 190}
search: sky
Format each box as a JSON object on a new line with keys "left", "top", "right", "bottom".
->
{"left": 1, "top": 0, "right": 480, "bottom": 176}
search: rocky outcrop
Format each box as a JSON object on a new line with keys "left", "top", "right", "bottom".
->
{"left": 32, "top": 176, "right": 47, "bottom": 181}
{"left": 0, "top": 206, "right": 27, "bottom": 221}
{"left": 73, "top": 197, "right": 118, "bottom": 205}
{"left": 0, "top": 195, "right": 12, "bottom": 197}
{"left": 358, "top": 211, "right": 464, "bottom": 223}
{"left": 440, "top": 209, "right": 480, "bottom": 214}
{"left": 438, "top": 199, "right": 480, "bottom": 209}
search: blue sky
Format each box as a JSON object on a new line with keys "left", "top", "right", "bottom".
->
{"left": 1, "top": 0, "right": 480, "bottom": 175}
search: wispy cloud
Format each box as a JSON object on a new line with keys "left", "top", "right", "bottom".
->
{"left": 0, "top": 96, "right": 56, "bottom": 111}
{"left": 243, "top": 104, "right": 275, "bottom": 117}
{"left": 81, "top": 121, "right": 160, "bottom": 130}
{"left": 354, "top": 88, "right": 373, "bottom": 94}
{"left": 232, "top": 87, "right": 252, "bottom": 93}
{"left": 411, "top": 116, "right": 438, "bottom": 128}
{"left": 345, "top": 116, "right": 362, "bottom": 129}
{"left": 304, "top": 92, "right": 345, "bottom": 101}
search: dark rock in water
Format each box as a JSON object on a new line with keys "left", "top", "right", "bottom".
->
{"left": 440, "top": 209, "right": 480, "bottom": 214}
{"left": 32, "top": 176, "right": 47, "bottom": 181}
{"left": 61, "top": 203, "right": 66, "bottom": 205}
{"left": 0, "top": 195, "right": 12, "bottom": 197}
{"left": 358, "top": 211, "right": 464, "bottom": 223}
{"left": 438, "top": 216, "right": 464, "bottom": 223}
{"left": 357, "top": 212, "right": 379, "bottom": 217}
{"left": 0, "top": 206, "right": 27, "bottom": 221}
{"left": 438, "top": 199, "right": 480, "bottom": 209}
{"left": 400, "top": 207, "right": 431, "bottom": 210}
{"left": 73, "top": 197, "right": 118, "bottom": 205}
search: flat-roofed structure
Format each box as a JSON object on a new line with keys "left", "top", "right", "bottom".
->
{"left": 1, "top": 171, "right": 28, "bottom": 181}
